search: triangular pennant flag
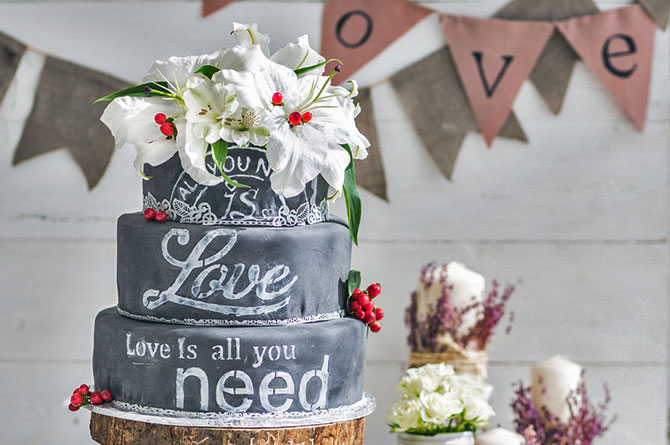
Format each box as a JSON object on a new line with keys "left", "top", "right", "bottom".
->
{"left": 202, "top": 0, "right": 236, "bottom": 18}
{"left": 0, "top": 32, "right": 26, "bottom": 105}
{"left": 557, "top": 5, "right": 656, "bottom": 130}
{"left": 13, "top": 56, "right": 129, "bottom": 189}
{"left": 440, "top": 14, "right": 553, "bottom": 146}
{"left": 494, "top": 0, "right": 599, "bottom": 114}
{"left": 354, "top": 87, "right": 387, "bottom": 201}
{"left": 321, "top": 0, "right": 432, "bottom": 82}
{"left": 390, "top": 47, "right": 527, "bottom": 179}
{"left": 637, "top": 0, "right": 669, "bottom": 29}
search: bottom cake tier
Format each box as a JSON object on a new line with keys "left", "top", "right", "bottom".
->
{"left": 92, "top": 308, "right": 368, "bottom": 421}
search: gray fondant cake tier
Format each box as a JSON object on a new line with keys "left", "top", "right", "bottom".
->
{"left": 117, "top": 213, "right": 351, "bottom": 325}
{"left": 93, "top": 308, "right": 367, "bottom": 416}
{"left": 143, "top": 148, "right": 330, "bottom": 227}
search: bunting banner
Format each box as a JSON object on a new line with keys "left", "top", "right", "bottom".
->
{"left": 637, "top": 0, "right": 670, "bottom": 28}
{"left": 354, "top": 87, "right": 388, "bottom": 201}
{"left": 202, "top": 0, "right": 236, "bottom": 18}
{"left": 390, "top": 47, "right": 527, "bottom": 179}
{"left": 12, "top": 56, "right": 128, "bottom": 189}
{"left": 493, "top": 0, "right": 600, "bottom": 114}
{"left": 557, "top": 5, "right": 656, "bottom": 130}
{"left": 320, "top": 0, "right": 432, "bottom": 82}
{"left": 0, "top": 32, "right": 25, "bottom": 105}
{"left": 440, "top": 14, "right": 554, "bottom": 145}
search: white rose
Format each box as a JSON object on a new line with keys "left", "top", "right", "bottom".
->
{"left": 422, "top": 363, "right": 455, "bottom": 381}
{"left": 396, "top": 372, "right": 439, "bottom": 396}
{"left": 463, "top": 395, "right": 495, "bottom": 425}
{"left": 419, "top": 391, "right": 463, "bottom": 425}
{"left": 387, "top": 397, "right": 422, "bottom": 432}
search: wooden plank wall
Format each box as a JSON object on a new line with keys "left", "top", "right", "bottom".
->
{"left": 0, "top": 1, "right": 667, "bottom": 443}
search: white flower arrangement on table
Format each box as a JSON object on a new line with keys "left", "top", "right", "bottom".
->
{"left": 97, "top": 23, "right": 369, "bottom": 243}
{"left": 387, "top": 363, "right": 495, "bottom": 436}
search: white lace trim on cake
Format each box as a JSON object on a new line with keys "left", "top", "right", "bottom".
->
{"left": 86, "top": 393, "right": 376, "bottom": 428}
{"left": 116, "top": 307, "right": 347, "bottom": 326}
{"left": 143, "top": 192, "right": 329, "bottom": 227}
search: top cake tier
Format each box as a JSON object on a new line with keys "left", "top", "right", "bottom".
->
{"left": 143, "top": 147, "right": 330, "bottom": 227}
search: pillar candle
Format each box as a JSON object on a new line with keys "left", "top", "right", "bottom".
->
{"left": 530, "top": 355, "right": 582, "bottom": 423}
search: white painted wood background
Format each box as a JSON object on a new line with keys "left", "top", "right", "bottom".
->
{"left": 0, "top": 1, "right": 667, "bottom": 444}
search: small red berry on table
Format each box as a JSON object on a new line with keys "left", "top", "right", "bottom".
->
{"left": 101, "top": 389, "right": 113, "bottom": 402}
{"left": 369, "top": 322, "right": 382, "bottom": 333}
{"left": 155, "top": 210, "right": 168, "bottom": 223}
{"left": 367, "top": 283, "right": 381, "bottom": 298}
{"left": 143, "top": 208, "right": 156, "bottom": 221}
{"left": 89, "top": 391, "right": 103, "bottom": 405}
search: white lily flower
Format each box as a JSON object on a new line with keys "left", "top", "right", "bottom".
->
{"left": 100, "top": 96, "right": 184, "bottom": 174}
{"left": 232, "top": 23, "right": 271, "bottom": 56}
{"left": 271, "top": 35, "right": 326, "bottom": 75}
{"left": 144, "top": 51, "right": 223, "bottom": 94}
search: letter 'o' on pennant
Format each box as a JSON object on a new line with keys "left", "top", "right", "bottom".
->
{"left": 321, "top": 0, "right": 432, "bottom": 82}
{"left": 558, "top": 5, "right": 656, "bottom": 130}
{"left": 440, "top": 14, "right": 554, "bottom": 146}
{"left": 202, "top": 0, "right": 236, "bottom": 18}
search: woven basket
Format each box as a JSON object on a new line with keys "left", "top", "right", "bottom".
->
{"left": 409, "top": 350, "right": 488, "bottom": 380}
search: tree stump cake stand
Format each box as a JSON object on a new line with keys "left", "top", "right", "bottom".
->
{"left": 90, "top": 413, "right": 366, "bottom": 445}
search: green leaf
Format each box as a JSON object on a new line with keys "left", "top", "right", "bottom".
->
{"left": 94, "top": 81, "right": 172, "bottom": 103}
{"left": 211, "top": 140, "right": 250, "bottom": 189}
{"left": 341, "top": 144, "right": 362, "bottom": 246}
{"left": 195, "top": 65, "right": 221, "bottom": 79}
{"left": 294, "top": 58, "right": 342, "bottom": 77}
{"left": 347, "top": 270, "right": 362, "bottom": 296}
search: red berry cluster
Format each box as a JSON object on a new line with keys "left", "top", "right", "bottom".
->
{"left": 143, "top": 207, "right": 167, "bottom": 223}
{"left": 348, "top": 283, "right": 384, "bottom": 333}
{"left": 68, "top": 384, "right": 113, "bottom": 411}
{"left": 154, "top": 113, "right": 177, "bottom": 138}
{"left": 271, "top": 91, "right": 312, "bottom": 127}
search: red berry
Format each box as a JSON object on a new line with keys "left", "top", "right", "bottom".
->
{"left": 362, "top": 301, "right": 374, "bottom": 312}
{"left": 89, "top": 391, "right": 103, "bottom": 405}
{"left": 154, "top": 113, "right": 167, "bottom": 124}
{"left": 70, "top": 393, "right": 83, "bottom": 406}
{"left": 357, "top": 293, "right": 370, "bottom": 306}
{"left": 160, "top": 122, "right": 174, "bottom": 136}
{"left": 374, "top": 307, "right": 385, "bottom": 321}
{"left": 143, "top": 208, "right": 156, "bottom": 221}
{"left": 367, "top": 283, "right": 381, "bottom": 298}
{"left": 363, "top": 311, "right": 376, "bottom": 324}
{"left": 288, "top": 112, "right": 302, "bottom": 126}
{"left": 354, "top": 309, "right": 365, "bottom": 320}
{"left": 369, "top": 322, "right": 382, "bottom": 333}
{"left": 350, "top": 301, "right": 360, "bottom": 312}
{"left": 351, "top": 288, "right": 362, "bottom": 299}
{"left": 68, "top": 404, "right": 80, "bottom": 412}
{"left": 101, "top": 390, "right": 113, "bottom": 402}
{"left": 301, "top": 112, "right": 313, "bottom": 123}
{"left": 78, "top": 384, "right": 90, "bottom": 395}
{"left": 155, "top": 210, "right": 167, "bottom": 223}
{"left": 272, "top": 92, "right": 283, "bottom": 105}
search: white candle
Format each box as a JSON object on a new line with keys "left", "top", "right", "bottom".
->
{"left": 476, "top": 428, "right": 524, "bottom": 445}
{"left": 530, "top": 355, "right": 582, "bottom": 423}
{"left": 415, "top": 262, "right": 486, "bottom": 334}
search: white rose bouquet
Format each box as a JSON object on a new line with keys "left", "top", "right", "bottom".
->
{"left": 387, "top": 363, "right": 494, "bottom": 436}
{"left": 97, "top": 23, "right": 368, "bottom": 243}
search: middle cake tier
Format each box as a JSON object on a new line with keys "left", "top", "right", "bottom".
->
{"left": 117, "top": 213, "right": 351, "bottom": 325}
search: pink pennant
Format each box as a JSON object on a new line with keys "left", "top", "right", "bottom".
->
{"left": 440, "top": 14, "right": 554, "bottom": 146}
{"left": 558, "top": 5, "right": 656, "bottom": 130}
{"left": 202, "top": 0, "right": 236, "bottom": 18}
{"left": 321, "top": 0, "right": 433, "bottom": 82}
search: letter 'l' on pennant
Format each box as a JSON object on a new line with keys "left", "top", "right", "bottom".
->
{"left": 202, "top": 0, "right": 236, "bottom": 18}
{"left": 321, "top": 0, "right": 432, "bottom": 82}
{"left": 440, "top": 14, "right": 554, "bottom": 146}
{"left": 558, "top": 5, "right": 656, "bottom": 130}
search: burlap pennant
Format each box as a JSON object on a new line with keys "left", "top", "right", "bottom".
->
{"left": 440, "top": 14, "right": 553, "bottom": 146}
{"left": 321, "top": 0, "right": 433, "bottom": 82}
{"left": 494, "top": 0, "right": 600, "bottom": 114}
{"left": 558, "top": 5, "right": 656, "bottom": 130}
{"left": 637, "top": 0, "right": 670, "bottom": 29}
{"left": 390, "top": 47, "right": 527, "bottom": 180}
{"left": 354, "top": 87, "right": 388, "bottom": 201}
{"left": 13, "top": 56, "right": 129, "bottom": 189}
{"left": 202, "top": 0, "right": 236, "bottom": 18}
{"left": 0, "top": 32, "right": 26, "bottom": 105}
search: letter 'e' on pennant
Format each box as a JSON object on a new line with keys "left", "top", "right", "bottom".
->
{"left": 440, "top": 14, "right": 554, "bottom": 146}
{"left": 321, "top": 0, "right": 432, "bottom": 82}
{"left": 558, "top": 5, "right": 656, "bottom": 130}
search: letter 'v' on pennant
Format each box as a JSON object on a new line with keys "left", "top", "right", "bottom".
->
{"left": 440, "top": 14, "right": 554, "bottom": 146}
{"left": 557, "top": 5, "right": 656, "bottom": 130}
